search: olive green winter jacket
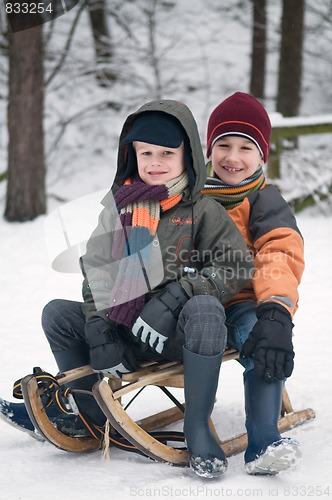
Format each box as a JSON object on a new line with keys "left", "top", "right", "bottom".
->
{"left": 80, "top": 100, "right": 253, "bottom": 322}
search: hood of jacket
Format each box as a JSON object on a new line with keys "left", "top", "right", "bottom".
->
{"left": 103, "top": 100, "right": 206, "bottom": 206}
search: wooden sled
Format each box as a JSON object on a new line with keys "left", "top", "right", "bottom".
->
{"left": 21, "top": 349, "right": 316, "bottom": 464}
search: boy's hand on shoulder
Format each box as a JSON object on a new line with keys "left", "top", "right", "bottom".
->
{"left": 85, "top": 317, "right": 137, "bottom": 378}
{"left": 131, "top": 282, "right": 189, "bottom": 354}
{"left": 240, "top": 303, "right": 294, "bottom": 381}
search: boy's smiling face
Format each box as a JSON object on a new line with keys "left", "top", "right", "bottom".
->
{"left": 134, "top": 141, "right": 185, "bottom": 185}
{"left": 210, "top": 136, "right": 262, "bottom": 185}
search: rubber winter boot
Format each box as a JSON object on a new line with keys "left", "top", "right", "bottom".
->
{"left": 244, "top": 369, "right": 301, "bottom": 475}
{"left": 183, "top": 347, "right": 227, "bottom": 478}
{"left": 0, "top": 397, "right": 61, "bottom": 440}
{"left": 52, "top": 346, "right": 106, "bottom": 432}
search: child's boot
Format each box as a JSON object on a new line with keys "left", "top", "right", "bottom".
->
{"left": 183, "top": 347, "right": 227, "bottom": 478}
{"left": 52, "top": 346, "right": 106, "bottom": 429}
{"left": 0, "top": 398, "right": 60, "bottom": 439}
{"left": 244, "top": 369, "right": 301, "bottom": 475}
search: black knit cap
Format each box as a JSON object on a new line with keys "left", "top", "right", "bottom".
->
{"left": 123, "top": 111, "right": 186, "bottom": 148}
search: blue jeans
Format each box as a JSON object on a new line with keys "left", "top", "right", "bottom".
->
{"left": 225, "top": 301, "right": 257, "bottom": 374}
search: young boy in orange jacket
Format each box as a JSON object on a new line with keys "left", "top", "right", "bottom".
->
{"left": 202, "top": 92, "right": 305, "bottom": 475}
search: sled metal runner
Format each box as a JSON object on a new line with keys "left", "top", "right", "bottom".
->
{"left": 21, "top": 349, "right": 316, "bottom": 464}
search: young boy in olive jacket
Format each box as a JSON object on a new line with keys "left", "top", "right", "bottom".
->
{"left": 1, "top": 100, "right": 253, "bottom": 479}
{"left": 202, "top": 92, "right": 305, "bottom": 475}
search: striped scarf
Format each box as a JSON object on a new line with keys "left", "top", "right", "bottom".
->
{"left": 108, "top": 171, "right": 189, "bottom": 327}
{"left": 202, "top": 163, "right": 265, "bottom": 210}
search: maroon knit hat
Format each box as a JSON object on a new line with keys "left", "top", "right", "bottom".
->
{"left": 206, "top": 92, "right": 271, "bottom": 162}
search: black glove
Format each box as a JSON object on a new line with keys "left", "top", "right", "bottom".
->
{"left": 131, "top": 282, "right": 189, "bottom": 354}
{"left": 240, "top": 303, "right": 295, "bottom": 381}
{"left": 85, "top": 317, "right": 137, "bottom": 378}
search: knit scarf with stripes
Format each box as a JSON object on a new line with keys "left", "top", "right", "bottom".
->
{"left": 202, "top": 163, "right": 265, "bottom": 210}
{"left": 108, "top": 171, "right": 189, "bottom": 327}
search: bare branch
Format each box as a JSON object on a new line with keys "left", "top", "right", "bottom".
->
{"left": 45, "top": 0, "right": 88, "bottom": 87}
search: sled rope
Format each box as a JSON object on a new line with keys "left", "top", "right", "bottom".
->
{"left": 102, "top": 420, "right": 111, "bottom": 460}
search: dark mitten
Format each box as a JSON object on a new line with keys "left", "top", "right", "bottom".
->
{"left": 85, "top": 317, "right": 137, "bottom": 378}
{"left": 131, "top": 282, "right": 189, "bottom": 354}
{"left": 240, "top": 303, "right": 294, "bottom": 381}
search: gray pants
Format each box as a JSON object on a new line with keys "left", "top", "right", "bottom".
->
{"left": 41, "top": 295, "right": 227, "bottom": 363}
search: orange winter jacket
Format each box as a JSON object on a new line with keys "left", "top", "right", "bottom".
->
{"left": 219, "top": 184, "right": 304, "bottom": 317}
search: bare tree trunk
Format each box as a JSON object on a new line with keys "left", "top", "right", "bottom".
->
{"left": 249, "top": 0, "right": 267, "bottom": 99}
{"left": 277, "top": 0, "right": 305, "bottom": 116}
{"left": 87, "top": 0, "right": 116, "bottom": 84}
{"left": 147, "top": 0, "right": 162, "bottom": 99}
{"left": 5, "top": 21, "right": 45, "bottom": 221}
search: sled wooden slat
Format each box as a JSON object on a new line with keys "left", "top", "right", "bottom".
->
{"left": 119, "top": 361, "right": 180, "bottom": 382}
{"left": 56, "top": 365, "right": 95, "bottom": 385}
{"left": 137, "top": 405, "right": 184, "bottom": 432}
{"left": 111, "top": 364, "right": 184, "bottom": 400}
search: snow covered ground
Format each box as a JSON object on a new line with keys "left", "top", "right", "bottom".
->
{"left": 0, "top": 191, "right": 331, "bottom": 499}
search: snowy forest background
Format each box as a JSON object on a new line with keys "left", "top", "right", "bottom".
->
{"left": 1, "top": 0, "right": 332, "bottom": 217}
